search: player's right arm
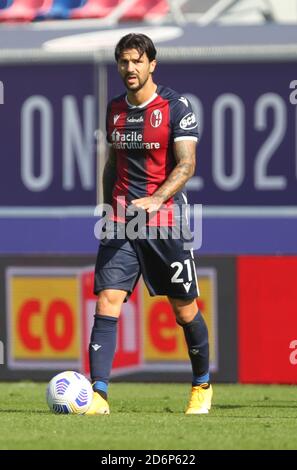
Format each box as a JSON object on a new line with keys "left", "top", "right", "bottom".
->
{"left": 103, "top": 146, "right": 117, "bottom": 205}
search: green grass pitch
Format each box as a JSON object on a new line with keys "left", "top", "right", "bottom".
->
{"left": 0, "top": 382, "right": 296, "bottom": 450}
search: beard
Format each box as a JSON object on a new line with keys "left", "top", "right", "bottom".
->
{"left": 123, "top": 72, "right": 150, "bottom": 92}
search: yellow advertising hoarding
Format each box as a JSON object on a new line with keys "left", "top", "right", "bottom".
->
{"left": 6, "top": 266, "right": 218, "bottom": 373}
{"left": 143, "top": 268, "right": 218, "bottom": 369}
{"left": 7, "top": 268, "right": 80, "bottom": 368}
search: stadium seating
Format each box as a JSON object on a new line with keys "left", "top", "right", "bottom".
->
{"left": 120, "top": 0, "right": 169, "bottom": 22}
{"left": 37, "top": 0, "right": 85, "bottom": 19}
{"left": 35, "top": 0, "right": 53, "bottom": 17}
{"left": 0, "top": 0, "right": 13, "bottom": 9}
{"left": 0, "top": 0, "right": 169, "bottom": 22}
{"left": 0, "top": 0, "right": 44, "bottom": 21}
{"left": 71, "top": 0, "right": 120, "bottom": 20}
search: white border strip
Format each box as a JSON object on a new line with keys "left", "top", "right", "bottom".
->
{"left": 110, "top": 364, "right": 144, "bottom": 377}
{"left": 0, "top": 207, "right": 96, "bottom": 217}
{"left": 106, "top": 362, "right": 217, "bottom": 376}
{"left": 202, "top": 206, "right": 297, "bottom": 217}
{"left": 1, "top": 44, "right": 297, "bottom": 64}
{"left": 8, "top": 361, "right": 81, "bottom": 370}
{"left": 6, "top": 267, "right": 80, "bottom": 277}
{"left": 2, "top": 206, "right": 297, "bottom": 218}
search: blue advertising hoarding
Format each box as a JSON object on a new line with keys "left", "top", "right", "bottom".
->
{"left": 108, "top": 62, "right": 296, "bottom": 207}
{"left": 0, "top": 60, "right": 296, "bottom": 255}
{"left": 0, "top": 63, "right": 97, "bottom": 207}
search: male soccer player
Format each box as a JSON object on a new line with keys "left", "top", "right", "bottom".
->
{"left": 86, "top": 33, "right": 212, "bottom": 415}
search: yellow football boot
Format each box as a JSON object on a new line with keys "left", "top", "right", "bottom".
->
{"left": 185, "top": 383, "right": 213, "bottom": 415}
{"left": 85, "top": 392, "right": 110, "bottom": 415}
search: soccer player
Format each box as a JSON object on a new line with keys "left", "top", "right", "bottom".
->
{"left": 86, "top": 33, "right": 212, "bottom": 415}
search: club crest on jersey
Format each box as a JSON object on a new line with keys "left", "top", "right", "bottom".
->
{"left": 150, "top": 109, "right": 162, "bottom": 128}
{"left": 179, "top": 112, "right": 197, "bottom": 130}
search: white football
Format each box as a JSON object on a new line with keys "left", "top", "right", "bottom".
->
{"left": 46, "top": 371, "right": 93, "bottom": 414}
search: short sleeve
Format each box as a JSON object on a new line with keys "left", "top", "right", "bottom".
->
{"left": 171, "top": 96, "right": 199, "bottom": 142}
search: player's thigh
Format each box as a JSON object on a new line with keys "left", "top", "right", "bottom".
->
{"left": 134, "top": 228, "right": 199, "bottom": 299}
{"left": 94, "top": 237, "right": 141, "bottom": 301}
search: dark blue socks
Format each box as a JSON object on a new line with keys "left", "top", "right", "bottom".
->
{"left": 89, "top": 314, "right": 118, "bottom": 399}
{"left": 89, "top": 310, "right": 209, "bottom": 397}
{"left": 182, "top": 311, "right": 210, "bottom": 386}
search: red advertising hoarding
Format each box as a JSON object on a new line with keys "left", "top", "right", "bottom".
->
{"left": 238, "top": 256, "right": 297, "bottom": 383}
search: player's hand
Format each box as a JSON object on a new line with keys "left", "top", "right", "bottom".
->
{"left": 131, "top": 196, "right": 164, "bottom": 213}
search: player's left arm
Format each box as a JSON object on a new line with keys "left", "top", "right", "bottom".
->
{"left": 132, "top": 139, "right": 196, "bottom": 213}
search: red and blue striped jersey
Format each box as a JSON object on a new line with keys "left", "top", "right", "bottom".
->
{"left": 106, "top": 85, "right": 198, "bottom": 225}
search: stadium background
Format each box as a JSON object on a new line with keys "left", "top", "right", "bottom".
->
{"left": 0, "top": 0, "right": 297, "bottom": 385}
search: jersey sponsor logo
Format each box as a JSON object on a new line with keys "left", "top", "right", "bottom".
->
{"left": 179, "top": 97, "right": 189, "bottom": 107}
{"left": 111, "top": 128, "right": 160, "bottom": 150}
{"left": 150, "top": 109, "right": 162, "bottom": 128}
{"left": 179, "top": 112, "right": 197, "bottom": 130}
{"left": 127, "top": 116, "right": 144, "bottom": 123}
{"left": 113, "top": 114, "right": 121, "bottom": 124}
{"left": 111, "top": 128, "right": 142, "bottom": 142}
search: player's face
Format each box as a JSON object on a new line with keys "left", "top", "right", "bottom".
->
{"left": 117, "top": 49, "right": 156, "bottom": 92}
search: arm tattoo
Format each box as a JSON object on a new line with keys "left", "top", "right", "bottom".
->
{"left": 153, "top": 140, "right": 196, "bottom": 202}
{"left": 103, "top": 147, "right": 117, "bottom": 205}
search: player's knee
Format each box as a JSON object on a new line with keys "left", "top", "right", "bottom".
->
{"left": 96, "top": 290, "right": 124, "bottom": 316}
{"left": 175, "top": 311, "right": 195, "bottom": 325}
{"left": 168, "top": 297, "right": 198, "bottom": 324}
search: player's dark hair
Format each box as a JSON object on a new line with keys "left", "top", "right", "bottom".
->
{"left": 115, "top": 33, "right": 157, "bottom": 62}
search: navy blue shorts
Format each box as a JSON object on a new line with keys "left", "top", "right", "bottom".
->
{"left": 94, "top": 221, "right": 199, "bottom": 300}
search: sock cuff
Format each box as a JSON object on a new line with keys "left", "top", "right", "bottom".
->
{"left": 192, "top": 373, "right": 210, "bottom": 385}
{"left": 93, "top": 380, "right": 108, "bottom": 393}
{"left": 180, "top": 310, "right": 203, "bottom": 328}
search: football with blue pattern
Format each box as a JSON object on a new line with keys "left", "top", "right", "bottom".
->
{"left": 46, "top": 371, "right": 92, "bottom": 414}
